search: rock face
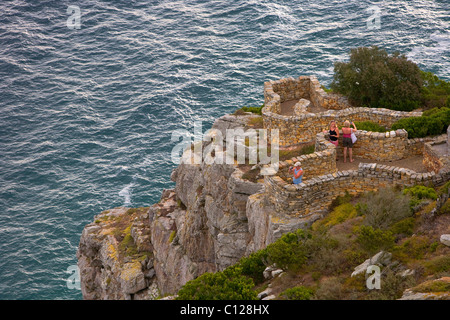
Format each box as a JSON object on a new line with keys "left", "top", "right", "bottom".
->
{"left": 351, "top": 251, "right": 393, "bottom": 277}
{"left": 78, "top": 114, "right": 310, "bottom": 299}
{"left": 440, "top": 234, "right": 450, "bottom": 247}
{"left": 77, "top": 207, "right": 157, "bottom": 300}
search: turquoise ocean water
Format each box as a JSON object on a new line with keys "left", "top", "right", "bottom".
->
{"left": 0, "top": 0, "right": 448, "bottom": 299}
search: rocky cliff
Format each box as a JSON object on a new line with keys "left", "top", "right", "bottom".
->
{"left": 77, "top": 113, "right": 317, "bottom": 299}
{"left": 77, "top": 112, "right": 450, "bottom": 300}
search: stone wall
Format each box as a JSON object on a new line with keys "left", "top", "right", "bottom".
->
{"left": 263, "top": 75, "right": 351, "bottom": 112}
{"left": 263, "top": 76, "right": 312, "bottom": 114}
{"left": 269, "top": 129, "right": 431, "bottom": 184}
{"left": 423, "top": 134, "right": 449, "bottom": 173}
{"left": 262, "top": 75, "right": 422, "bottom": 146}
{"left": 265, "top": 162, "right": 450, "bottom": 216}
{"left": 263, "top": 130, "right": 450, "bottom": 216}
{"left": 324, "top": 129, "right": 434, "bottom": 162}
{"left": 263, "top": 106, "right": 422, "bottom": 146}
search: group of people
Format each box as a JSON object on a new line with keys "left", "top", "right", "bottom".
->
{"left": 327, "top": 120, "right": 358, "bottom": 163}
{"left": 288, "top": 120, "right": 357, "bottom": 185}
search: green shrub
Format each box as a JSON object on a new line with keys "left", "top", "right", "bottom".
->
{"left": 438, "top": 180, "right": 450, "bottom": 196}
{"left": 236, "top": 249, "right": 268, "bottom": 285}
{"left": 235, "top": 105, "right": 264, "bottom": 115}
{"left": 421, "top": 71, "right": 450, "bottom": 109}
{"left": 314, "top": 277, "right": 345, "bottom": 300}
{"left": 422, "top": 255, "right": 450, "bottom": 274}
{"left": 358, "top": 188, "right": 413, "bottom": 230}
{"left": 356, "top": 225, "right": 395, "bottom": 254}
{"left": 304, "top": 233, "right": 345, "bottom": 275}
{"left": 354, "top": 121, "right": 387, "bottom": 133}
{"left": 392, "top": 235, "right": 431, "bottom": 261}
{"left": 314, "top": 203, "right": 357, "bottom": 230}
{"left": 403, "top": 185, "right": 437, "bottom": 200}
{"left": 389, "top": 217, "right": 415, "bottom": 237}
{"left": 176, "top": 266, "right": 257, "bottom": 300}
{"left": 366, "top": 267, "right": 415, "bottom": 300}
{"left": 265, "top": 229, "right": 309, "bottom": 272}
{"left": 439, "top": 199, "right": 450, "bottom": 215}
{"left": 330, "top": 46, "right": 423, "bottom": 111}
{"left": 391, "top": 116, "right": 444, "bottom": 138}
{"left": 281, "top": 286, "right": 314, "bottom": 300}
{"left": 328, "top": 190, "right": 352, "bottom": 211}
{"left": 391, "top": 107, "right": 450, "bottom": 138}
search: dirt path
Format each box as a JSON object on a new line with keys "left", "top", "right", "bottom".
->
{"left": 280, "top": 99, "right": 327, "bottom": 116}
{"left": 336, "top": 155, "right": 427, "bottom": 173}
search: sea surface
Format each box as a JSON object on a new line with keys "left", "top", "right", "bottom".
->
{"left": 0, "top": 0, "right": 448, "bottom": 300}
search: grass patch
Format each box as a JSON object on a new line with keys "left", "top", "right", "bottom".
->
{"left": 392, "top": 235, "right": 432, "bottom": 262}
{"left": 280, "top": 286, "right": 315, "bottom": 300}
{"left": 246, "top": 116, "right": 264, "bottom": 128}
{"left": 233, "top": 105, "right": 264, "bottom": 115}
{"left": 119, "top": 226, "right": 138, "bottom": 257}
{"left": 412, "top": 279, "right": 450, "bottom": 293}
{"left": 354, "top": 121, "right": 387, "bottom": 133}
{"left": 278, "top": 144, "right": 315, "bottom": 161}
{"left": 168, "top": 230, "right": 177, "bottom": 244}
{"left": 422, "top": 255, "right": 450, "bottom": 275}
{"left": 313, "top": 203, "right": 357, "bottom": 230}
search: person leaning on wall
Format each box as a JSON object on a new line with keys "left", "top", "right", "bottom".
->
{"left": 341, "top": 120, "right": 357, "bottom": 163}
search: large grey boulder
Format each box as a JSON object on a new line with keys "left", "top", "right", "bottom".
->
{"left": 351, "top": 251, "right": 392, "bottom": 277}
{"left": 440, "top": 234, "right": 450, "bottom": 247}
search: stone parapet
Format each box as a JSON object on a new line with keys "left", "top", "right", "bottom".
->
{"left": 262, "top": 105, "right": 422, "bottom": 146}
{"left": 265, "top": 162, "right": 449, "bottom": 216}
{"left": 423, "top": 134, "right": 449, "bottom": 173}
{"left": 263, "top": 129, "right": 450, "bottom": 217}
{"left": 324, "top": 129, "right": 433, "bottom": 162}
{"left": 262, "top": 75, "right": 422, "bottom": 146}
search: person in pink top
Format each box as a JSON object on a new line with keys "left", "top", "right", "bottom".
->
{"left": 342, "top": 120, "right": 357, "bottom": 163}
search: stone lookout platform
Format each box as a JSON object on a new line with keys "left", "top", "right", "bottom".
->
{"left": 262, "top": 76, "right": 422, "bottom": 146}
{"left": 258, "top": 75, "right": 450, "bottom": 218}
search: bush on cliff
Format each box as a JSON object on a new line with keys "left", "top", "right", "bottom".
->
{"left": 237, "top": 249, "right": 268, "bottom": 285}
{"left": 421, "top": 70, "right": 450, "bottom": 109}
{"left": 280, "top": 286, "right": 314, "bottom": 300}
{"left": 265, "top": 229, "right": 309, "bottom": 272}
{"left": 331, "top": 46, "right": 450, "bottom": 111}
{"left": 356, "top": 225, "right": 395, "bottom": 254}
{"left": 357, "top": 188, "right": 413, "bottom": 230}
{"left": 234, "top": 105, "right": 264, "bottom": 115}
{"left": 391, "top": 107, "right": 450, "bottom": 138}
{"left": 176, "top": 266, "right": 258, "bottom": 300}
{"left": 330, "top": 46, "right": 423, "bottom": 111}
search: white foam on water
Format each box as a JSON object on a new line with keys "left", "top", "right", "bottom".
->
{"left": 118, "top": 183, "right": 133, "bottom": 207}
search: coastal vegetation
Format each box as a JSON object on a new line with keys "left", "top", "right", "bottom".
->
{"left": 391, "top": 107, "right": 450, "bottom": 138}
{"left": 175, "top": 183, "right": 450, "bottom": 300}
{"left": 330, "top": 46, "right": 450, "bottom": 112}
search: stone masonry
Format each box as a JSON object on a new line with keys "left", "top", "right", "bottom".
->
{"left": 262, "top": 75, "right": 422, "bottom": 146}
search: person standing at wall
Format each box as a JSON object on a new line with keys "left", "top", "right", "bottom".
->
{"left": 328, "top": 120, "right": 339, "bottom": 161}
{"left": 289, "top": 161, "right": 303, "bottom": 184}
{"left": 342, "top": 120, "right": 357, "bottom": 163}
